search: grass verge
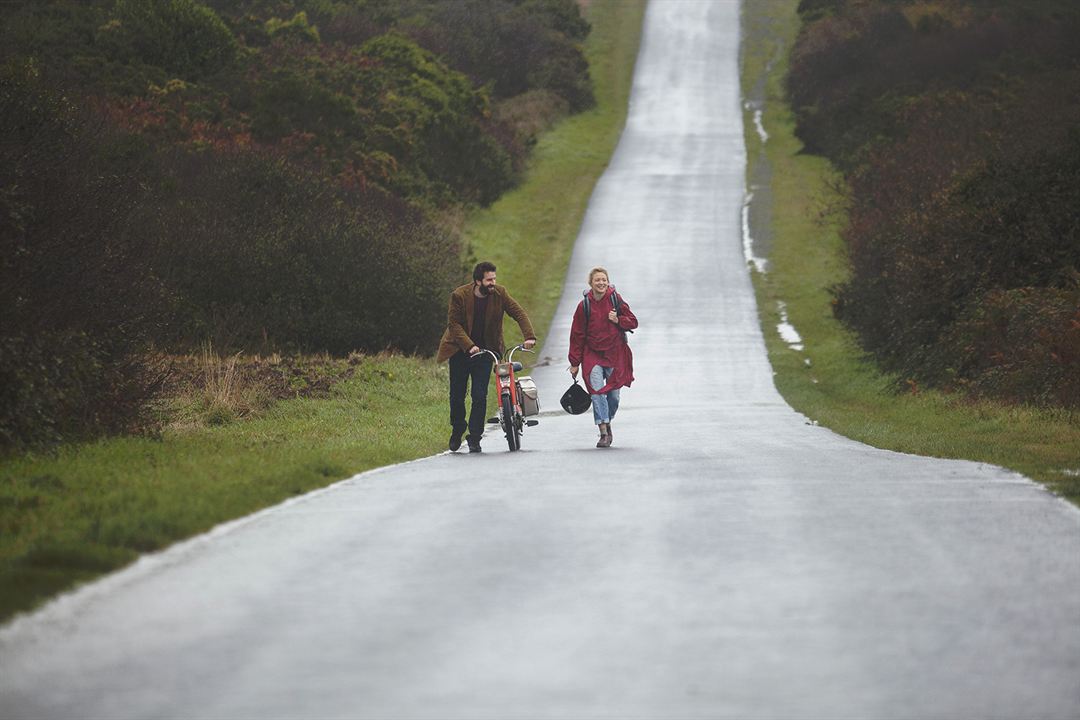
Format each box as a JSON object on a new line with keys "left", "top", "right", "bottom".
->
{"left": 740, "top": 0, "right": 1080, "bottom": 504}
{"left": 0, "top": 354, "right": 447, "bottom": 621}
{"left": 0, "top": 0, "right": 647, "bottom": 624}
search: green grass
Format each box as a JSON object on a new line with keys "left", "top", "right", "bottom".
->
{"left": 0, "top": 0, "right": 648, "bottom": 624}
{"left": 740, "top": 0, "right": 1080, "bottom": 504}
{"left": 0, "top": 355, "right": 448, "bottom": 621}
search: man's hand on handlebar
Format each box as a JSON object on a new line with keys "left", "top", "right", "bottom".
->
{"left": 468, "top": 346, "right": 481, "bottom": 355}
{"left": 523, "top": 339, "right": 536, "bottom": 350}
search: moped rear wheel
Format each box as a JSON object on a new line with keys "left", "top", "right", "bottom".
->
{"left": 502, "top": 394, "right": 520, "bottom": 451}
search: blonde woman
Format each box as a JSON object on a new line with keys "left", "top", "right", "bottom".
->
{"left": 568, "top": 267, "right": 638, "bottom": 447}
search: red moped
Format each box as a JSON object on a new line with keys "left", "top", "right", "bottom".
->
{"left": 475, "top": 344, "right": 539, "bottom": 451}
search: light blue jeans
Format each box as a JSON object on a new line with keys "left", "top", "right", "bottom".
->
{"left": 589, "top": 365, "right": 620, "bottom": 425}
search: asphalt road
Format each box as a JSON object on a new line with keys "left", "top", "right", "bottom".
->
{"left": 2, "top": 1, "right": 1079, "bottom": 718}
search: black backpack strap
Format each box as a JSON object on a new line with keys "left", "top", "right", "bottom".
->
{"left": 582, "top": 288, "right": 633, "bottom": 337}
{"left": 610, "top": 288, "right": 633, "bottom": 335}
{"left": 582, "top": 290, "right": 591, "bottom": 337}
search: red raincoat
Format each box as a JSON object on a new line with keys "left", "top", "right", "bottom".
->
{"left": 568, "top": 287, "right": 638, "bottom": 395}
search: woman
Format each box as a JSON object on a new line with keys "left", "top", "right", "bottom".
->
{"left": 568, "top": 267, "right": 639, "bottom": 447}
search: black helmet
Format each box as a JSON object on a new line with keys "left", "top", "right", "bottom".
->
{"left": 560, "top": 380, "right": 592, "bottom": 415}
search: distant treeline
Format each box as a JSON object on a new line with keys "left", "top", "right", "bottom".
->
{"left": 788, "top": 0, "right": 1080, "bottom": 408}
{"left": 0, "top": 0, "right": 593, "bottom": 448}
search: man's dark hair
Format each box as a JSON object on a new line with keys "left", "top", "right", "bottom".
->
{"left": 473, "top": 261, "right": 497, "bottom": 281}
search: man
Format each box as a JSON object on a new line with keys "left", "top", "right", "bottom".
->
{"left": 569, "top": 267, "right": 638, "bottom": 448}
{"left": 438, "top": 262, "right": 536, "bottom": 453}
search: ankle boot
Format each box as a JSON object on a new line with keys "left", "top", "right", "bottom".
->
{"left": 596, "top": 423, "right": 611, "bottom": 448}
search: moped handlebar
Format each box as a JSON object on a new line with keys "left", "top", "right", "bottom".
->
{"left": 507, "top": 343, "right": 534, "bottom": 365}
{"left": 472, "top": 348, "right": 501, "bottom": 365}
{"left": 470, "top": 344, "right": 534, "bottom": 366}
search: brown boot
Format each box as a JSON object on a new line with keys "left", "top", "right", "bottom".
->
{"left": 596, "top": 423, "right": 611, "bottom": 448}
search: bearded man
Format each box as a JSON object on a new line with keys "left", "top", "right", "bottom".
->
{"left": 437, "top": 262, "right": 536, "bottom": 453}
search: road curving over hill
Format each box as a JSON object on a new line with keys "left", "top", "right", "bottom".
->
{"left": 2, "top": 1, "right": 1079, "bottom": 718}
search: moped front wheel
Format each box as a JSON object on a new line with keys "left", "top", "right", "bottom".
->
{"left": 501, "top": 394, "right": 520, "bottom": 451}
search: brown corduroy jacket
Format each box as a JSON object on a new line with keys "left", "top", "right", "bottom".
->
{"left": 437, "top": 283, "right": 536, "bottom": 362}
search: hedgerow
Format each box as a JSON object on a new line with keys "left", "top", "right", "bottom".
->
{"left": 0, "top": 0, "right": 597, "bottom": 448}
{"left": 0, "top": 66, "right": 167, "bottom": 448}
{"left": 151, "top": 146, "right": 460, "bottom": 355}
{"left": 789, "top": 0, "right": 1080, "bottom": 407}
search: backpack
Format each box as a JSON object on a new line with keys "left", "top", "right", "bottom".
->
{"left": 582, "top": 287, "right": 633, "bottom": 339}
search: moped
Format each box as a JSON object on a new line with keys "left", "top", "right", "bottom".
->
{"left": 474, "top": 344, "right": 539, "bottom": 451}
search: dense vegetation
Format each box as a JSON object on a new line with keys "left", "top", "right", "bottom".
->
{"left": 0, "top": 0, "right": 593, "bottom": 448}
{"left": 787, "top": 0, "right": 1080, "bottom": 407}
{"left": 0, "top": 0, "right": 646, "bottom": 624}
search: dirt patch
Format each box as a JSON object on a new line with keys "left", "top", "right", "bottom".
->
{"left": 161, "top": 352, "right": 364, "bottom": 403}
{"left": 151, "top": 351, "right": 378, "bottom": 430}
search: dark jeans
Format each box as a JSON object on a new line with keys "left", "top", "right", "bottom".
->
{"left": 448, "top": 351, "right": 493, "bottom": 440}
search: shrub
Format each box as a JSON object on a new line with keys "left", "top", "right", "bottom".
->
{"left": 419, "top": 0, "right": 594, "bottom": 111}
{"left": 939, "top": 286, "right": 1080, "bottom": 407}
{"left": 832, "top": 78, "right": 1080, "bottom": 405}
{"left": 493, "top": 89, "right": 570, "bottom": 148}
{"left": 794, "top": 1, "right": 1080, "bottom": 408}
{"left": 785, "top": 6, "right": 1080, "bottom": 168}
{"left": 786, "top": 6, "right": 914, "bottom": 164}
{"left": 0, "top": 66, "right": 167, "bottom": 448}
{"left": 102, "top": 0, "right": 238, "bottom": 80}
{"left": 357, "top": 33, "right": 517, "bottom": 204}
{"left": 149, "top": 147, "right": 460, "bottom": 355}
{"left": 0, "top": 0, "right": 603, "bottom": 449}
{"left": 250, "top": 67, "right": 358, "bottom": 143}
{"left": 265, "top": 11, "right": 320, "bottom": 44}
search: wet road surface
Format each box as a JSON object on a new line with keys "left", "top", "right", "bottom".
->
{"left": 2, "top": 1, "right": 1079, "bottom": 718}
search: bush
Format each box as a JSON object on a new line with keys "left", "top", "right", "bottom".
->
{"left": 0, "top": 60, "right": 463, "bottom": 449}
{"left": 833, "top": 88, "right": 1080, "bottom": 371}
{"left": 0, "top": 66, "right": 166, "bottom": 448}
{"left": 786, "top": 5, "right": 1080, "bottom": 168}
{"left": 793, "top": 1, "right": 1080, "bottom": 408}
{"left": 939, "top": 286, "right": 1080, "bottom": 407}
{"left": 265, "top": 11, "right": 320, "bottom": 44}
{"left": 5, "top": 0, "right": 584, "bottom": 209}
{"left": 149, "top": 147, "right": 460, "bottom": 355}
{"left": 0, "top": 333, "right": 163, "bottom": 449}
{"left": 786, "top": 6, "right": 913, "bottom": 165}
{"left": 0, "top": 0, "right": 602, "bottom": 449}
{"left": 357, "top": 33, "right": 517, "bottom": 205}
{"left": 102, "top": 0, "right": 238, "bottom": 80}
{"left": 250, "top": 67, "right": 358, "bottom": 142}
{"left": 414, "top": 0, "right": 594, "bottom": 111}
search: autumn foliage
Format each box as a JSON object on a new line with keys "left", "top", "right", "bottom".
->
{"left": 0, "top": 0, "right": 594, "bottom": 447}
{"left": 787, "top": 0, "right": 1080, "bottom": 407}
